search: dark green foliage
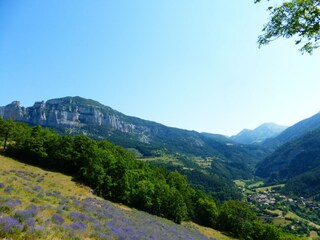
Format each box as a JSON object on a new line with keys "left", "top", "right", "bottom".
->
{"left": 262, "top": 112, "right": 320, "bottom": 151}
{"left": 255, "top": 0, "right": 320, "bottom": 54}
{"left": 256, "top": 126, "right": 320, "bottom": 198}
{"left": 0, "top": 118, "right": 208, "bottom": 224}
{"left": 162, "top": 164, "right": 242, "bottom": 201}
{"left": 2, "top": 96, "right": 271, "bottom": 181}
{"left": 194, "top": 196, "right": 218, "bottom": 227}
{"left": 211, "top": 159, "right": 253, "bottom": 180}
{"left": 215, "top": 200, "right": 298, "bottom": 240}
{"left": 216, "top": 200, "right": 258, "bottom": 238}
{"left": 257, "top": 127, "right": 320, "bottom": 179}
{"left": 283, "top": 166, "right": 320, "bottom": 198}
{"left": 0, "top": 119, "right": 28, "bottom": 150}
{"left": 0, "top": 118, "right": 298, "bottom": 238}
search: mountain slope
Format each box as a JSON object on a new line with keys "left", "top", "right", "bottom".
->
{"left": 256, "top": 127, "right": 320, "bottom": 198}
{"left": 0, "top": 155, "right": 216, "bottom": 240}
{"left": 263, "top": 112, "right": 320, "bottom": 150}
{"left": 0, "top": 96, "right": 270, "bottom": 179}
{"left": 283, "top": 166, "right": 320, "bottom": 199}
{"left": 231, "top": 123, "right": 287, "bottom": 144}
{"left": 256, "top": 127, "right": 320, "bottom": 179}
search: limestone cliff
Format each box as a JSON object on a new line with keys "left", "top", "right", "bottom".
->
{"left": 2, "top": 101, "right": 27, "bottom": 121}
{"left": 1, "top": 97, "right": 143, "bottom": 136}
{"left": 0, "top": 96, "right": 209, "bottom": 152}
{"left": 0, "top": 96, "right": 270, "bottom": 179}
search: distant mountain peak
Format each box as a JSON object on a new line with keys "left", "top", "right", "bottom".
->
{"left": 263, "top": 111, "right": 320, "bottom": 150}
{"left": 231, "top": 122, "right": 288, "bottom": 144}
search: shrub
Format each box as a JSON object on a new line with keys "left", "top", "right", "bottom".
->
{"left": 51, "top": 214, "right": 65, "bottom": 224}
{"left": 0, "top": 216, "right": 22, "bottom": 235}
{"left": 69, "top": 222, "right": 87, "bottom": 231}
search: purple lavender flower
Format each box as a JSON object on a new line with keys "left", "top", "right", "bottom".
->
{"left": 14, "top": 209, "right": 35, "bottom": 223}
{"left": 4, "top": 185, "right": 14, "bottom": 194}
{"left": 23, "top": 218, "right": 36, "bottom": 231}
{"left": 69, "top": 222, "right": 87, "bottom": 231}
{"left": 32, "top": 185, "right": 42, "bottom": 192}
{"left": 0, "top": 198, "right": 21, "bottom": 213}
{"left": 27, "top": 225, "right": 45, "bottom": 238}
{"left": 12, "top": 205, "right": 37, "bottom": 228}
{"left": 46, "top": 190, "right": 61, "bottom": 198}
{"left": 0, "top": 216, "right": 22, "bottom": 234}
{"left": 95, "top": 232, "right": 112, "bottom": 239}
{"left": 0, "top": 182, "right": 5, "bottom": 188}
{"left": 27, "top": 204, "right": 38, "bottom": 216}
{"left": 92, "top": 222, "right": 102, "bottom": 231}
{"left": 52, "top": 214, "right": 65, "bottom": 224}
{"left": 69, "top": 211, "right": 87, "bottom": 222}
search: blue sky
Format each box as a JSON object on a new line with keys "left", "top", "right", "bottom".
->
{"left": 1, "top": 1, "right": 319, "bottom": 136}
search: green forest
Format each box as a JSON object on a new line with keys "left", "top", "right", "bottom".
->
{"left": 0, "top": 118, "right": 300, "bottom": 239}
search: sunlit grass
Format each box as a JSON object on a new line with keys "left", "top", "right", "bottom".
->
{"left": 272, "top": 218, "right": 292, "bottom": 227}
{"left": 255, "top": 184, "right": 285, "bottom": 192}
{"left": 285, "top": 211, "right": 320, "bottom": 230}
{"left": 309, "top": 230, "right": 318, "bottom": 239}
{"left": 268, "top": 209, "right": 283, "bottom": 217}
{"left": 247, "top": 181, "right": 264, "bottom": 189}
{"left": 0, "top": 155, "right": 214, "bottom": 239}
{"left": 182, "top": 222, "right": 236, "bottom": 240}
{"left": 233, "top": 180, "right": 246, "bottom": 188}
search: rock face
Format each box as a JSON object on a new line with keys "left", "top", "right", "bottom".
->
{"left": 0, "top": 97, "right": 273, "bottom": 163}
{"left": 0, "top": 96, "right": 271, "bottom": 179}
{"left": 2, "top": 101, "right": 27, "bottom": 121}
{"left": 0, "top": 96, "right": 209, "bottom": 150}
{"left": 1, "top": 97, "right": 138, "bottom": 134}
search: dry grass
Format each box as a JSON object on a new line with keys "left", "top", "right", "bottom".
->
{"left": 0, "top": 155, "right": 94, "bottom": 199}
{"left": 309, "top": 230, "right": 319, "bottom": 239}
{"left": 0, "top": 154, "right": 218, "bottom": 239}
{"left": 182, "top": 222, "right": 237, "bottom": 240}
{"left": 285, "top": 211, "right": 320, "bottom": 229}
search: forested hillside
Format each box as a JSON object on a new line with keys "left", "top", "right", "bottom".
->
{"left": 256, "top": 126, "right": 320, "bottom": 199}
{"left": 0, "top": 118, "right": 299, "bottom": 240}
{"left": 262, "top": 112, "right": 320, "bottom": 150}
{"left": 0, "top": 97, "right": 270, "bottom": 180}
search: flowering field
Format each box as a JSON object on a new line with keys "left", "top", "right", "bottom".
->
{"left": 0, "top": 155, "right": 216, "bottom": 239}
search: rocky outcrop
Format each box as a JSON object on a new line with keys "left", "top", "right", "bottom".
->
{"left": 0, "top": 96, "right": 270, "bottom": 179}
{"left": 2, "top": 101, "right": 27, "bottom": 121}
{"left": 1, "top": 97, "right": 144, "bottom": 137}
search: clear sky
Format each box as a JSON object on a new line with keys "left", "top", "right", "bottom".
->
{"left": 1, "top": 1, "right": 319, "bottom": 136}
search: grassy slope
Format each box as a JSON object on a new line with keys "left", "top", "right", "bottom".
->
{"left": 0, "top": 155, "right": 233, "bottom": 240}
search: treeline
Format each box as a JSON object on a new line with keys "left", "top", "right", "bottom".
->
{"left": 157, "top": 163, "right": 243, "bottom": 201}
{"left": 0, "top": 118, "right": 299, "bottom": 239}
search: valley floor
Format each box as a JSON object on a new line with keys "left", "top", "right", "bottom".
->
{"left": 235, "top": 179, "right": 320, "bottom": 239}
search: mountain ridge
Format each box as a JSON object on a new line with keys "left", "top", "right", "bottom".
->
{"left": 262, "top": 112, "right": 320, "bottom": 150}
{"left": 231, "top": 122, "right": 287, "bottom": 144}
{"left": 0, "top": 96, "right": 270, "bottom": 180}
{"left": 256, "top": 126, "right": 320, "bottom": 199}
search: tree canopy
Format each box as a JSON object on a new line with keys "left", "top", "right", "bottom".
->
{"left": 255, "top": 0, "right": 320, "bottom": 54}
{"left": 0, "top": 118, "right": 301, "bottom": 239}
